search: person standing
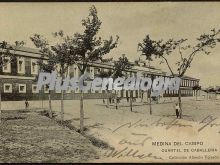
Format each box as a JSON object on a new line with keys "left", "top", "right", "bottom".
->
{"left": 103, "top": 99, "right": 105, "bottom": 104}
{"left": 25, "top": 99, "right": 29, "bottom": 110}
{"left": 175, "top": 103, "right": 180, "bottom": 118}
{"left": 109, "top": 97, "right": 112, "bottom": 104}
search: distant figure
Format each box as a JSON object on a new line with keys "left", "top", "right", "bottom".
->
{"left": 117, "top": 97, "right": 120, "bottom": 103}
{"left": 25, "top": 99, "right": 29, "bottom": 110}
{"left": 103, "top": 99, "right": 105, "bottom": 104}
{"left": 109, "top": 97, "right": 112, "bottom": 104}
{"left": 157, "top": 95, "right": 161, "bottom": 104}
{"left": 126, "top": 97, "right": 129, "bottom": 102}
{"left": 175, "top": 103, "right": 180, "bottom": 118}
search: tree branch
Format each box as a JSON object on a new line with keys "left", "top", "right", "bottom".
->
{"left": 161, "top": 55, "right": 174, "bottom": 76}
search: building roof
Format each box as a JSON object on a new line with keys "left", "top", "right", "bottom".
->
{"left": 181, "top": 75, "right": 200, "bottom": 81}
{"left": 14, "top": 46, "right": 42, "bottom": 54}
{"left": 1, "top": 45, "right": 42, "bottom": 59}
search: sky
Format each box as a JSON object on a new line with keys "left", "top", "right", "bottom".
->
{"left": 1, "top": 2, "right": 220, "bottom": 88}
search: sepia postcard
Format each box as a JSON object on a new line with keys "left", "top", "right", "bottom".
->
{"left": 0, "top": 2, "right": 220, "bottom": 163}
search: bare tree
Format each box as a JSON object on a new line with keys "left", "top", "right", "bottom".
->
{"left": 138, "top": 28, "right": 220, "bottom": 118}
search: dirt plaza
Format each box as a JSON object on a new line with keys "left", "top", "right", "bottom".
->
{"left": 1, "top": 97, "right": 220, "bottom": 162}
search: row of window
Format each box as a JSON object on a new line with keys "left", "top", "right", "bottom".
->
{"left": 3, "top": 83, "right": 196, "bottom": 96}
{"left": 2, "top": 56, "right": 137, "bottom": 79}
{"left": 3, "top": 83, "right": 38, "bottom": 93}
{"left": 3, "top": 57, "right": 38, "bottom": 74}
{"left": 165, "top": 90, "right": 193, "bottom": 95}
{"left": 181, "top": 79, "right": 198, "bottom": 87}
{"left": 2, "top": 57, "right": 95, "bottom": 78}
{"left": 3, "top": 83, "right": 141, "bottom": 94}
{"left": 3, "top": 84, "right": 104, "bottom": 94}
{"left": 2, "top": 56, "right": 200, "bottom": 89}
{"left": 3, "top": 84, "right": 69, "bottom": 94}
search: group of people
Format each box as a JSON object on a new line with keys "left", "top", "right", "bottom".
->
{"left": 102, "top": 96, "right": 138, "bottom": 105}
{"left": 110, "top": 97, "right": 121, "bottom": 104}
{"left": 102, "top": 96, "right": 181, "bottom": 119}
{"left": 102, "top": 97, "right": 119, "bottom": 104}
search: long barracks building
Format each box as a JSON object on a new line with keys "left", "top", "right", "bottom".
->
{"left": 0, "top": 46, "right": 200, "bottom": 101}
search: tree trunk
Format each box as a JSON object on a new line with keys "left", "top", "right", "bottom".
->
{"left": 148, "top": 62, "right": 152, "bottom": 115}
{"left": 80, "top": 91, "right": 84, "bottom": 134}
{"left": 115, "top": 90, "right": 118, "bottom": 109}
{"left": 115, "top": 90, "right": 118, "bottom": 110}
{"left": 60, "top": 69, "right": 65, "bottom": 124}
{"left": 106, "top": 91, "right": 109, "bottom": 108}
{"left": 149, "top": 90, "right": 152, "bottom": 115}
{"left": 147, "top": 91, "right": 149, "bottom": 103}
{"left": 61, "top": 89, "right": 64, "bottom": 122}
{"left": 178, "top": 88, "right": 182, "bottom": 118}
{"left": 79, "top": 67, "right": 85, "bottom": 134}
{"left": 141, "top": 90, "right": 143, "bottom": 102}
{"left": 0, "top": 91, "right": 1, "bottom": 123}
{"left": 48, "top": 91, "right": 52, "bottom": 118}
{"left": 196, "top": 90, "right": 198, "bottom": 101}
{"left": 41, "top": 89, "right": 44, "bottom": 109}
{"left": 130, "top": 90, "right": 133, "bottom": 112}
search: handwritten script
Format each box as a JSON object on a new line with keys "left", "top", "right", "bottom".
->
{"left": 104, "top": 146, "right": 163, "bottom": 160}
{"left": 112, "top": 115, "right": 220, "bottom": 134}
{"left": 112, "top": 117, "right": 192, "bottom": 133}
{"left": 198, "top": 115, "right": 220, "bottom": 132}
